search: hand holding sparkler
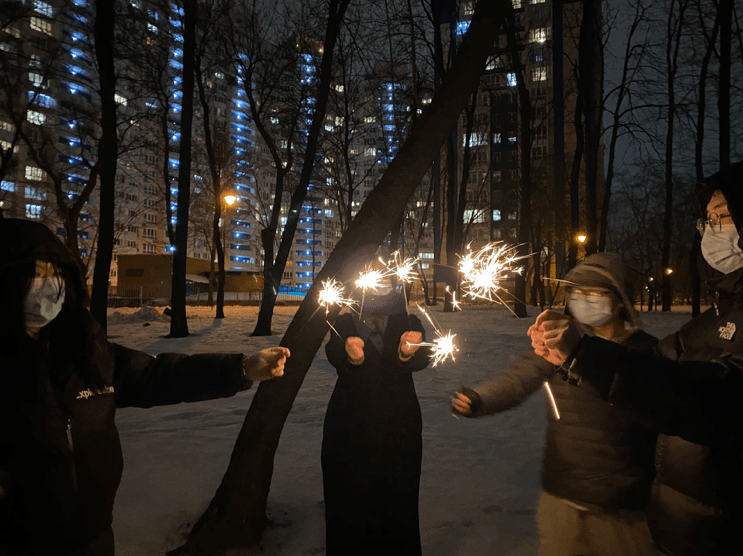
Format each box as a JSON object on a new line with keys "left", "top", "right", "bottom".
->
{"left": 345, "top": 336, "right": 365, "bottom": 366}
{"left": 451, "top": 387, "right": 482, "bottom": 417}
{"left": 398, "top": 330, "right": 422, "bottom": 362}
{"left": 534, "top": 310, "right": 581, "bottom": 366}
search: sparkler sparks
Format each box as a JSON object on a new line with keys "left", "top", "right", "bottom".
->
{"left": 458, "top": 242, "right": 528, "bottom": 308}
{"left": 355, "top": 268, "right": 387, "bottom": 292}
{"left": 318, "top": 279, "right": 356, "bottom": 315}
{"left": 413, "top": 304, "right": 459, "bottom": 367}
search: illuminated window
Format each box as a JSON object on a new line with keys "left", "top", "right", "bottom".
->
{"left": 529, "top": 28, "right": 549, "bottom": 44}
{"left": 25, "top": 166, "right": 46, "bottom": 181}
{"left": 34, "top": 1, "right": 53, "bottom": 16}
{"left": 26, "top": 204, "right": 43, "bottom": 219}
{"left": 30, "top": 17, "right": 52, "bottom": 36}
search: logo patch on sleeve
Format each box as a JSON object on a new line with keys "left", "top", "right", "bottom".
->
{"left": 719, "top": 322, "right": 736, "bottom": 341}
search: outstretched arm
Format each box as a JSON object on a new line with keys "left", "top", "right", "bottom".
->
{"left": 112, "top": 344, "right": 288, "bottom": 408}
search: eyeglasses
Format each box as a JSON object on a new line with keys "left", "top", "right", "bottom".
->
{"left": 696, "top": 212, "right": 732, "bottom": 235}
{"left": 567, "top": 287, "right": 612, "bottom": 300}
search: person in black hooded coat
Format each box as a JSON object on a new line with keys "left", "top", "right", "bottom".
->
{"left": 0, "top": 218, "right": 290, "bottom": 556}
{"left": 532, "top": 161, "right": 743, "bottom": 556}
{"left": 322, "top": 289, "right": 431, "bottom": 556}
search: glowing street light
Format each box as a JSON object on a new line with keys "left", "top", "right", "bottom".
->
{"left": 223, "top": 193, "right": 237, "bottom": 206}
{"left": 666, "top": 268, "right": 674, "bottom": 275}
{"left": 576, "top": 234, "right": 587, "bottom": 244}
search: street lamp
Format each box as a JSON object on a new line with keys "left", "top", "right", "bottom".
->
{"left": 576, "top": 233, "right": 587, "bottom": 244}
{"left": 223, "top": 193, "right": 237, "bottom": 207}
{"left": 666, "top": 268, "right": 674, "bottom": 275}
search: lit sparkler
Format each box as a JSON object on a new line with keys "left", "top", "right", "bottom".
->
{"left": 412, "top": 304, "right": 459, "bottom": 367}
{"left": 458, "top": 242, "right": 529, "bottom": 313}
{"left": 318, "top": 279, "right": 356, "bottom": 315}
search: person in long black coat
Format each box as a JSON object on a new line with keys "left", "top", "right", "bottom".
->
{"left": 0, "top": 218, "right": 289, "bottom": 556}
{"left": 322, "top": 290, "right": 431, "bottom": 556}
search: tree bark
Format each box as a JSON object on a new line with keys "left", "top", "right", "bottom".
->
{"left": 172, "top": 2, "right": 508, "bottom": 553}
{"left": 90, "top": 0, "right": 118, "bottom": 332}
{"left": 169, "top": 0, "right": 197, "bottom": 337}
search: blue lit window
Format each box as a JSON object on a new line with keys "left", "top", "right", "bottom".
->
{"left": 78, "top": 231, "right": 88, "bottom": 239}
{"left": 72, "top": 0, "right": 88, "bottom": 6}
{"left": 1, "top": 180, "right": 14, "bottom": 192}
{"left": 70, "top": 31, "right": 86, "bottom": 42}
{"left": 170, "top": 3, "right": 184, "bottom": 16}
{"left": 171, "top": 103, "right": 182, "bottom": 113}
{"left": 507, "top": 73, "right": 517, "bottom": 87}
{"left": 384, "top": 103, "right": 394, "bottom": 112}
{"left": 26, "top": 205, "right": 42, "bottom": 219}
{"left": 29, "top": 93, "right": 56, "bottom": 108}
{"left": 169, "top": 158, "right": 179, "bottom": 167}
{"left": 173, "top": 33, "right": 183, "bottom": 43}
{"left": 170, "top": 47, "right": 183, "bottom": 58}
{"left": 67, "top": 12, "right": 88, "bottom": 24}
{"left": 172, "top": 76, "right": 183, "bottom": 86}
{"left": 166, "top": 245, "right": 176, "bottom": 252}
{"left": 146, "top": 99, "right": 157, "bottom": 108}
{"left": 456, "top": 20, "right": 471, "bottom": 35}
{"left": 65, "top": 65, "right": 88, "bottom": 79}
{"left": 383, "top": 124, "right": 395, "bottom": 132}
{"left": 170, "top": 59, "right": 183, "bottom": 70}
{"left": 64, "top": 81, "right": 90, "bottom": 97}
{"left": 493, "top": 209, "right": 502, "bottom": 221}
{"left": 170, "top": 132, "right": 181, "bottom": 142}
{"left": 147, "top": 9, "right": 158, "bottom": 19}
{"left": 68, "top": 47, "right": 85, "bottom": 59}
{"left": 169, "top": 17, "right": 182, "bottom": 28}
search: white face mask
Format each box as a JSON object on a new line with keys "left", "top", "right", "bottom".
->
{"left": 567, "top": 296, "right": 614, "bottom": 327}
{"left": 701, "top": 225, "right": 743, "bottom": 274}
{"left": 24, "top": 276, "right": 66, "bottom": 329}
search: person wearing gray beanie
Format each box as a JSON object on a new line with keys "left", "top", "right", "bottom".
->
{"left": 452, "top": 253, "right": 659, "bottom": 556}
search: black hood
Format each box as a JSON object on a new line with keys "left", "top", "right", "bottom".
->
{"left": 697, "top": 161, "right": 743, "bottom": 239}
{"left": 358, "top": 290, "right": 407, "bottom": 316}
{"left": 696, "top": 162, "right": 743, "bottom": 296}
{"left": 0, "top": 218, "right": 88, "bottom": 306}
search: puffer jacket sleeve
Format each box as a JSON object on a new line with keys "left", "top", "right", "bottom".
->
{"left": 472, "top": 349, "right": 553, "bottom": 416}
{"left": 574, "top": 335, "right": 743, "bottom": 447}
{"left": 111, "top": 343, "right": 249, "bottom": 408}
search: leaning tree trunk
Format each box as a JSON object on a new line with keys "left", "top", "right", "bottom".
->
{"left": 171, "top": 2, "right": 509, "bottom": 554}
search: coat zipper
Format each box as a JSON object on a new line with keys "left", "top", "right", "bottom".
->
{"left": 67, "top": 418, "right": 78, "bottom": 492}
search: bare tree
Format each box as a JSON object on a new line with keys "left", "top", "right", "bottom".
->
{"left": 169, "top": 0, "right": 198, "bottom": 337}
{"left": 171, "top": 2, "right": 509, "bottom": 553}
{"left": 90, "top": 0, "right": 119, "bottom": 331}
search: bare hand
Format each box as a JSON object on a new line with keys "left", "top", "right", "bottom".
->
{"left": 345, "top": 336, "right": 365, "bottom": 365}
{"left": 527, "top": 322, "right": 550, "bottom": 359}
{"left": 451, "top": 391, "right": 473, "bottom": 416}
{"left": 243, "top": 346, "right": 291, "bottom": 382}
{"left": 535, "top": 310, "right": 581, "bottom": 366}
{"left": 399, "top": 330, "right": 423, "bottom": 361}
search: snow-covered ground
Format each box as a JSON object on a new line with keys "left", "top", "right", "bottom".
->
{"left": 108, "top": 304, "right": 693, "bottom": 556}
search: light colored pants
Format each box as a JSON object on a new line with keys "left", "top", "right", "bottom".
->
{"left": 536, "top": 491, "right": 659, "bottom": 556}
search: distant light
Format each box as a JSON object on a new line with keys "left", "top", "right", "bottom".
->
{"left": 666, "top": 268, "right": 673, "bottom": 275}
{"left": 576, "top": 234, "right": 587, "bottom": 244}
{"left": 223, "top": 194, "right": 237, "bottom": 206}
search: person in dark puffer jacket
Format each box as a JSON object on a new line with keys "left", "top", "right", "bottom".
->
{"left": 452, "top": 253, "right": 659, "bottom": 556}
{"left": 0, "top": 218, "right": 290, "bottom": 556}
{"left": 532, "top": 161, "right": 743, "bottom": 556}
